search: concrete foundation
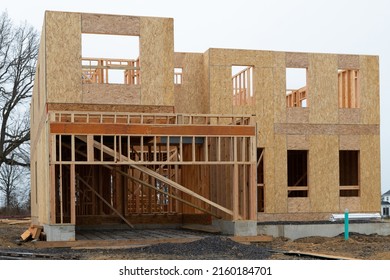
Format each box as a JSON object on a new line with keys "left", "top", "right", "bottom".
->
{"left": 258, "top": 222, "right": 390, "bottom": 240}
{"left": 213, "top": 219, "right": 257, "bottom": 236}
{"left": 44, "top": 224, "right": 76, "bottom": 241}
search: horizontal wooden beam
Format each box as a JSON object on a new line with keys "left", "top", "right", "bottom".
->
{"left": 50, "top": 123, "right": 256, "bottom": 136}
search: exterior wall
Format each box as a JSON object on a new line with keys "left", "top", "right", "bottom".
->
{"left": 31, "top": 11, "right": 381, "bottom": 230}
{"left": 174, "top": 52, "right": 208, "bottom": 113}
{"left": 205, "top": 49, "right": 381, "bottom": 220}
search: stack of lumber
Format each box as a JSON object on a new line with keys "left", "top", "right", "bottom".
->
{"left": 20, "top": 225, "right": 43, "bottom": 242}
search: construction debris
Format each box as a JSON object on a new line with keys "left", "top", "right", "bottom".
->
{"left": 20, "top": 225, "right": 43, "bottom": 242}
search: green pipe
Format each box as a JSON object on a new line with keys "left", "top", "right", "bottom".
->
{"left": 344, "top": 209, "right": 349, "bottom": 240}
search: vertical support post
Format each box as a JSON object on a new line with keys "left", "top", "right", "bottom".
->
{"left": 70, "top": 164, "right": 76, "bottom": 224}
{"left": 233, "top": 137, "right": 239, "bottom": 220}
{"left": 344, "top": 208, "right": 349, "bottom": 240}
{"left": 249, "top": 136, "right": 257, "bottom": 220}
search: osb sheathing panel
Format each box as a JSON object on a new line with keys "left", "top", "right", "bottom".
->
{"left": 360, "top": 134, "right": 381, "bottom": 212}
{"left": 287, "top": 135, "right": 309, "bottom": 150}
{"left": 288, "top": 198, "right": 311, "bottom": 213}
{"left": 47, "top": 103, "right": 174, "bottom": 113}
{"left": 339, "top": 135, "right": 360, "bottom": 150}
{"left": 81, "top": 13, "right": 140, "bottom": 35}
{"left": 273, "top": 135, "right": 287, "bottom": 213}
{"left": 140, "top": 17, "right": 174, "bottom": 106}
{"left": 285, "top": 52, "right": 309, "bottom": 68}
{"left": 82, "top": 84, "right": 141, "bottom": 104}
{"left": 286, "top": 108, "right": 309, "bottom": 123}
{"left": 339, "top": 197, "right": 361, "bottom": 212}
{"left": 209, "top": 48, "right": 273, "bottom": 67}
{"left": 209, "top": 66, "right": 232, "bottom": 115}
{"left": 360, "top": 56, "right": 380, "bottom": 124}
{"left": 308, "top": 54, "right": 338, "bottom": 124}
{"left": 339, "top": 109, "right": 361, "bottom": 124}
{"left": 203, "top": 50, "right": 210, "bottom": 114}
{"left": 31, "top": 124, "right": 50, "bottom": 225}
{"left": 174, "top": 53, "right": 207, "bottom": 113}
{"left": 31, "top": 24, "right": 46, "bottom": 143}
{"left": 309, "top": 135, "right": 339, "bottom": 212}
{"left": 273, "top": 52, "right": 287, "bottom": 123}
{"left": 338, "top": 54, "right": 360, "bottom": 69}
{"left": 45, "top": 11, "right": 82, "bottom": 103}
{"left": 255, "top": 68, "right": 275, "bottom": 147}
{"left": 263, "top": 149, "right": 276, "bottom": 213}
{"left": 275, "top": 123, "right": 379, "bottom": 135}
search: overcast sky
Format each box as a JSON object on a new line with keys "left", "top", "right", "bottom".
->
{"left": 4, "top": 0, "right": 390, "bottom": 193}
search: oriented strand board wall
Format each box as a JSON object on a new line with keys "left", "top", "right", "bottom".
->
{"left": 309, "top": 135, "right": 339, "bottom": 212}
{"left": 174, "top": 52, "right": 207, "bottom": 113}
{"left": 360, "top": 134, "right": 381, "bottom": 212}
{"left": 360, "top": 56, "right": 380, "bottom": 124}
{"left": 82, "top": 84, "right": 141, "bottom": 104}
{"left": 81, "top": 13, "right": 140, "bottom": 35}
{"left": 31, "top": 20, "right": 48, "bottom": 226}
{"left": 308, "top": 54, "right": 338, "bottom": 124}
{"left": 45, "top": 11, "right": 82, "bottom": 103}
{"left": 140, "top": 17, "right": 174, "bottom": 106}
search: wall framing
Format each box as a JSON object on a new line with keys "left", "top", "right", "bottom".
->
{"left": 31, "top": 11, "right": 381, "bottom": 240}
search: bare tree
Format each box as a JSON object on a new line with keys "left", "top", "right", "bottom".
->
{"left": 0, "top": 11, "right": 38, "bottom": 168}
{"left": 0, "top": 163, "right": 29, "bottom": 213}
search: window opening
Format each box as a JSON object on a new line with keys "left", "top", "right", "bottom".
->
{"left": 339, "top": 150, "right": 359, "bottom": 197}
{"left": 338, "top": 69, "right": 359, "bottom": 108}
{"left": 287, "top": 150, "right": 308, "bottom": 197}
{"left": 81, "top": 34, "right": 140, "bottom": 84}
{"left": 232, "top": 65, "right": 254, "bottom": 106}
{"left": 257, "top": 148, "right": 264, "bottom": 212}
{"left": 174, "top": 68, "right": 182, "bottom": 84}
{"left": 286, "top": 68, "right": 307, "bottom": 107}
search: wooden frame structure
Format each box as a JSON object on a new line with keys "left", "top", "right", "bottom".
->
{"left": 30, "top": 11, "right": 380, "bottom": 240}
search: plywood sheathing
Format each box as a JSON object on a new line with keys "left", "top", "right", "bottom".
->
{"left": 338, "top": 54, "right": 360, "bottom": 69}
{"left": 140, "top": 17, "right": 174, "bottom": 106}
{"left": 308, "top": 54, "right": 338, "bottom": 124}
{"left": 309, "top": 135, "right": 339, "bottom": 212}
{"left": 339, "top": 135, "right": 360, "bottom": 150}
{"left": 360, "top": 56, "right": 380, "bottom": 124}
{"left": 360, "top": 134, "right": 381, "bottom": 211}
{"left": 46, "top": 103, "right": 174, "bottom": 114}
{"left": 81, "top": 13, "right": 140, "bottom": 36}
{"left": 273, "top": 52, "right": 287, "bottom": 124}
{"left": 82, "top": 84, "right": 141, "bottom": 104}
{"left": 340, "top": 197, "right": 361, "bottom": 212}
{"left": 45, "top": 11, "right": 82, "bottom": 103}
{"left": 273, "top": 134, "right": 287, "bottom": 213}
{"left": 174, "top": 52, "right": 207, "bottom": 113}
{"left": 287, "top": 135, "right": 309, "bottom": 150}
{"left": 285, "top": 52, "right": 309, "bottom": 68}
{"left": 339, "top": 109, "right": 360, "bottom": 124}
{"left": 288, "top": 197, "right": 311, "bottom": 213}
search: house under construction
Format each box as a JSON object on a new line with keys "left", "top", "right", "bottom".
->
{"left": 30, "top": 11, "right": 381, "bottom": 241}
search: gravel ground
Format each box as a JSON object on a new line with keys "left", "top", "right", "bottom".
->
{"left": 2, "top": 222, "right": 390, "bottom": 260}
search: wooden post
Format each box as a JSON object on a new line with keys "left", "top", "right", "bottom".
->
{"left": 233, "top": 137, "right": 239, "bottom": 220}
{"left": 70, "top": 164, "right": 76, "bottom": 224}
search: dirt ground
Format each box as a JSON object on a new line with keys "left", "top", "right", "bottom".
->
{"left": 1, "top": 222, "right": 390, "bottom": 260}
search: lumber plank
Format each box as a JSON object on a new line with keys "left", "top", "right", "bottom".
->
{"left": 181, "top": 224, "right": 221, "bottom": 233}
{"left": 21, "top": 229, "right": 31, "bottom": 241}
{"left": 272, "top": 249, "right": 359, "bottom": 260}
{"left": 230, "top": 235, "right": 273, "bottom": 243}
{"left": 33, "top": 237, "right": 203, "bottom": 249}
{"left": 50, "top": 123, "right": 256, "bottom": 136}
